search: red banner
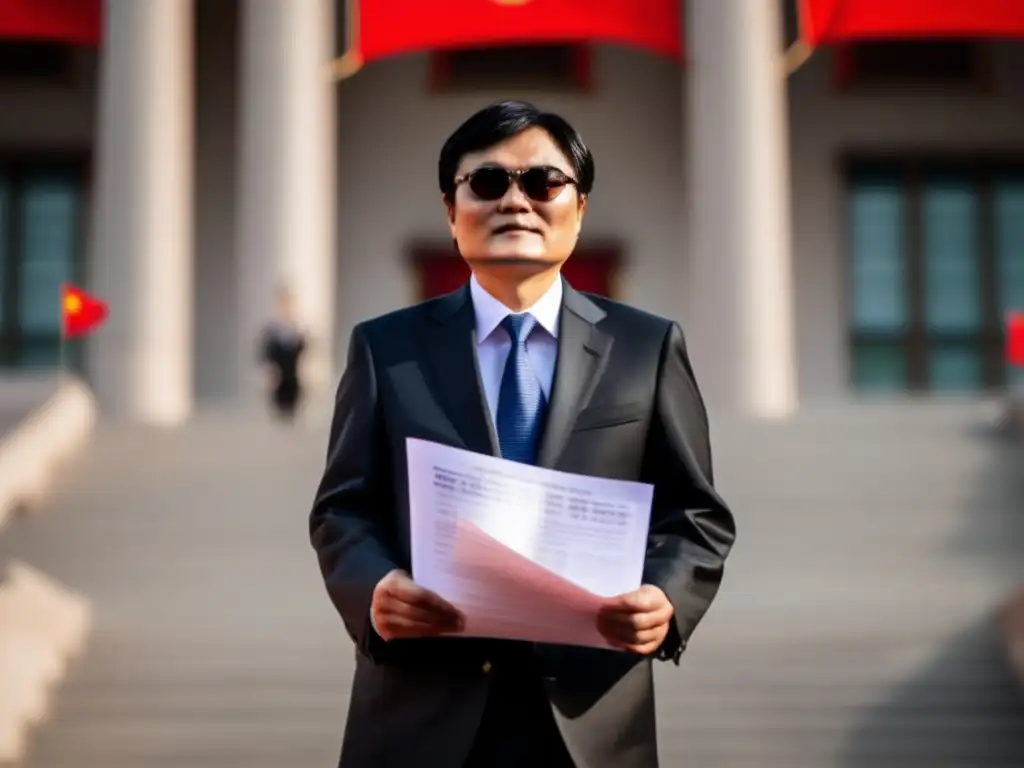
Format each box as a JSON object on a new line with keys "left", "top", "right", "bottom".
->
{"left": 801, "top": 0, "right": 1024, "bottom": 45}
{"left": 62, "top": 283, "right": 108, "bottom": 339}
{"left": 0, "top": 0, "right": 101, "bottom": 45}
{"left": 1008, "top": 312, "right": 1024, "bottom": 368}
{"left": 353, "top": 0, "right": 681, "bottom": 64}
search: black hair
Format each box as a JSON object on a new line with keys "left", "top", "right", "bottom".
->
{"left": 438, "top": 100, "right": 595, "bottom": 200}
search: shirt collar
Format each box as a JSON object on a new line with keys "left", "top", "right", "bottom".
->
{"left": 470, "top": 273, "right": 562, "bottom": 344}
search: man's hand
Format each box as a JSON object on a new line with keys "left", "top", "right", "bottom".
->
{"left": 597, "top": 584, "right": 674, "bottom": 655}
{"left": 370, "top": 570, "right": 465, "bottom": 642}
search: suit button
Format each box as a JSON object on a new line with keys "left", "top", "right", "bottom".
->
{"left": 481, "top": 660, "right": 492, "bottom": 674}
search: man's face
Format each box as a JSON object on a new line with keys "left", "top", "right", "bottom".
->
{"left": 446, "top": 127, "right": 586, "bottom": 275}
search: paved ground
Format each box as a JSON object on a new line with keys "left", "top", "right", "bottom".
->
{"left": 1, "top": 399, "right": 1022, "bottom": 767}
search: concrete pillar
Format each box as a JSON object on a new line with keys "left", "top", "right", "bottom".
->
{"left": 685, "top": 0, "right": 797, "bottom": 418}
{"left": 236, "top": 0, "right": 337, "bottom": 401}
{"left": 90, "top": 0, "right": 194, "bottom": 424}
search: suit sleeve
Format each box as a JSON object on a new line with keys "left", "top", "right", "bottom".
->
{"left": 641, "top": 321, "right": 736, "bottom": 664}
{"left": 309, "top": 323, "right": 401, "bottom": 660}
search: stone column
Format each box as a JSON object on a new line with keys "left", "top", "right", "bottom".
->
{"left": 236, "top": 0, "right": 337, "bottom": 402}
{"left": 685, "top": 0, "right": 797, "bottom": 418}
{"left": 90, "top": 0, "right": 194, "bottom": 424}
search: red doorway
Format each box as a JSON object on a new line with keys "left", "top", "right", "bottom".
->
{"left": 409, "top": 245, "right": 623, "bottom": 301}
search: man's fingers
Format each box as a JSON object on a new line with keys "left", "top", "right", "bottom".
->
{"left": 379, "top": 603, "right": 461, "bottom": 628}
{"left": 598, "top": 620, "right": 667, "bottom": 646}
{"left": 383, "top": 573, "right": 426, "bottom": 602}
{"left": 376, "top": 614, "right": 456, "bottom": 641}
{"left": 416, "top": 590, "right": 462, "bottom": 619}
{"left": 601, "top": 602, "right": 674, "bottom": 631}
{"left": 606, "top": 636, "right": 663, "bottom": 653}
{"left": 606, "top": 585, "right": 669, "bottom": 614}
{"left": 373, "top": 572, "right": 465, "bottom": 642}
{"left": 627, "top": 639, "right": 664, "bottom": 656}
{"left": 384, "top": 576, "right": 462, "bottom": 620}
{"left": 597, "top": 588, "right": 673, "bottom": 652}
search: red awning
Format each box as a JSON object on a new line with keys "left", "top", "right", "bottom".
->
{"left": 0, "top": 0, "right": 101, "bottom": 46}
{"left": 352, "top": 0, "right": 681, "bottom": 65}
{"left": 801, "top": 0, "right": 1024, "bottom": 45}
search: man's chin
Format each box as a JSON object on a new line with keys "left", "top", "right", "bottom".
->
{"left": 466, "top": 254, "right": 560, "bottom": 270}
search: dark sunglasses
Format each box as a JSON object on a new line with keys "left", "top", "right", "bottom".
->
{"left": 454, "top": 165, "right": 578, "bottom": 203}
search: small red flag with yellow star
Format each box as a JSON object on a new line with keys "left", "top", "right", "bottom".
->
{"left": 62, "top": 283, "right": 108, "bottom": 339}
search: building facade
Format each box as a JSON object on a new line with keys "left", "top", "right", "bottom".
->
{"left": 1, "top": 0, "right": 1023, "bottom": 424}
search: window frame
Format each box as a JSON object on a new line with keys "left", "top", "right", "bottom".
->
{"left": 832, "top": 40, "right": 992, "bottom": 94}
{"left": 0, "top": 40, "right": 88, "bottom": 90}
{"left": 843, "top": 153, "right": 1024, "bottom": 393}
{"left": 0, "top": 151, "right": 90, "bottom": 369}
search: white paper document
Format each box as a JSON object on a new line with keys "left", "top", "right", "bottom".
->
{"left": 406, "top": 438, "right": 654, "bottom": 649}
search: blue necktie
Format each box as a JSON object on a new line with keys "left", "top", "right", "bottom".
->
{"left": 496, "top": 314, "right": 547, "bottom": 465}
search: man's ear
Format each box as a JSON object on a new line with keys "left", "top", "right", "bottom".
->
{"left": 572, "top": 194, "right": 587, "bottom": 241}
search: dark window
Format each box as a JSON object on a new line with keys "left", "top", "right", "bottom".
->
{"left": 0, "top": 160, "right": 86, "bottom": 370}
{"left": 430, "top": 44, "right": 590, "bottom": 92}
{"left": 0, "top": 42, "right": 75, "bottom": 83}
{"left": 837, "top": 41, "right": 981, "bottom": 88}
{"left": 846, "top": 159, "right": 1024, "bottom": 393}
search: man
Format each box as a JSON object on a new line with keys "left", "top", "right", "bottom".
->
{"left": 259, "top": 286, "right": 306, "bottom": 422}
{"left": 310, "top": 100, "right": 736, "bottom": 768}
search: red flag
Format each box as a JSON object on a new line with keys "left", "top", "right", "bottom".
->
{"left": 800, "top": 0, "right": 1024, "bottom": 45}
{"left": 0, "top": 0, "right": 102, "bottom": 46}
{"left": 62, "top": 283, "right": 108, "bottom": 339}
{"left": 352, "top": 0, "right": 681, "bottom": 65}
{"left": 1008, "top": 312, "right": 1024, "bottom": 367}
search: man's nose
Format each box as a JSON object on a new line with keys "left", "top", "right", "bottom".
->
{"left": 497, "top": 181, "right": 531, "bottom": 212}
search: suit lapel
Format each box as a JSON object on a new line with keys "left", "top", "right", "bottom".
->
{"left": 536, "top": 282, "right": 613, "bottom": 469}
{"left": 424, "top": 286, "right": 500, "bottom": 457}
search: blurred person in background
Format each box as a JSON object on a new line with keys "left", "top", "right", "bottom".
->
{"left": 259, "top": 286, "right": 306, "bottom": 422}
{"left": 309, "top": 100, "right": 735, "bottom": 768}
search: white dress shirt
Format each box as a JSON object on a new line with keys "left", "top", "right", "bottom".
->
{"left": 470, "top": 274, "right": 561, "bottom": 424}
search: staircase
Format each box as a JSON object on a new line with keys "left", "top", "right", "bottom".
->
{"left": 657, "top": 400, "right": 1024, "bottom": 767}
{"left": 0, "top": 412, "right": 352, "bottom": 767}
{"left": 0, "top": 400, "right": 1021, "bottom": 766}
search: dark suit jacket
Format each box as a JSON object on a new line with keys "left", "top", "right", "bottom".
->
{"left": 310, "top": 279, "right": 736, "bottom": 768}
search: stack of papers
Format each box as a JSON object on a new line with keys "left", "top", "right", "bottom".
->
{"left": 407, "top": 438, "right": 654, "bottom": 649}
